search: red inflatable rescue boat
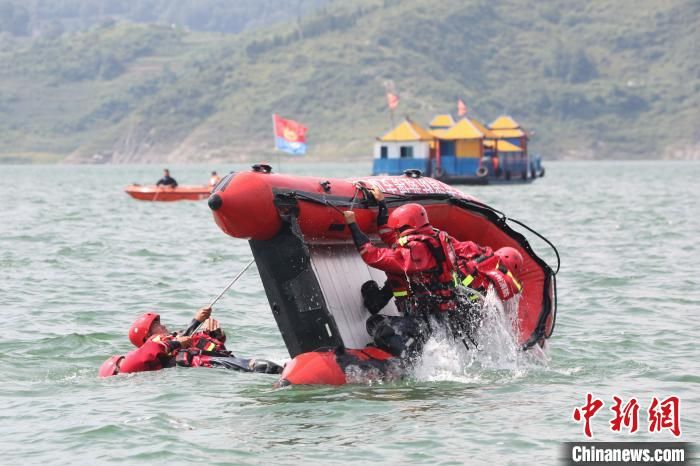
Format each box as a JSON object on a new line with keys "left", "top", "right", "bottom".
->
{"left": 276, "top": 346, "right": 398, "bottom": 386}
{"left": 208, "top": 164, "right": 559, "bottom": 385}
{"left": 125, "top": 185, "right": 211, "bottom": 201}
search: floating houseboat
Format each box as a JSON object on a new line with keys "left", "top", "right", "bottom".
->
{"left": 372, "top": 114, "right": 544, "bottom": 184}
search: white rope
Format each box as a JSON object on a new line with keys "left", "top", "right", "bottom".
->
{"left": 191, "top": 258, "right": 256, "bottom": 334}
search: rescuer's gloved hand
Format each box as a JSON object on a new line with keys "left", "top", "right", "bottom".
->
{"left": 369, "top": 186, "right": 384, "bottom": 202}
{"left": 361, "top": 280, "right": 392, "bottom": 314}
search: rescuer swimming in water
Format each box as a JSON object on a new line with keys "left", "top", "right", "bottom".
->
{"left": 98, "top": 307, "right": 283, "bottom": 377}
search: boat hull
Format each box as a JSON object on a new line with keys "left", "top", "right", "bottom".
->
{"left": 277, "top": 346, "right": 397, "bottom": 387}
{"left": 125, "top": 185, "right": 211, "bottom": 201}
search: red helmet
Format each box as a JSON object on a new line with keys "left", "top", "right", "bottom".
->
{"left": 387, "top": 204, "right": 429, "bottom": 231}
{"left": 495, "top": 247, "right": 524, "bottom": 277}
{"left": 98, "top": 355, "right": 124, "bottom": 378}
{"left": 129, "top": 312, "right": 160, "bottom": 347}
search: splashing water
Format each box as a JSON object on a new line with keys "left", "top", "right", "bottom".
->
{"left": 412, "top": 287, "right": 548, "bottom": 383}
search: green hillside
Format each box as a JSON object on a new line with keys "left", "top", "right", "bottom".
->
{"left": 0, "top": 0, "right": 698, "bottom": 163}
{"left": 0, "top": 0, "right": 331, "bottom": 35}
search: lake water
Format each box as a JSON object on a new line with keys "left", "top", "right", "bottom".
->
{"left": 0, "top": 161, "right": 698, "bottom": 465}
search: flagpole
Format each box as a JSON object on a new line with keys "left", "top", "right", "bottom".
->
{"left": 385, "top": 88, "right": 399, "bottom": 159}
{"left": 272, "top": 114, "right": 281, "bottom": 172}
{"left": 272, "top": 113, "right": 277, "bottom": 152}
{"left": 388, "top": 101, "right": 397, "bottom": 161}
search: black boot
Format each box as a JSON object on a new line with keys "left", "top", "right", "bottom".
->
{"left": 250, "top": 359, "right": 284, "bottom": 374}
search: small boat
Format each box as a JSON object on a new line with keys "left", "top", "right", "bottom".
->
{"left": 125, "top": 184, "right": 211, "bottom": 201}
{"left": 208, "top": 164, "right": 559, "bottom": 385}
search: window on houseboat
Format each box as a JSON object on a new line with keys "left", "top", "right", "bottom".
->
{"left": 380, "top": 146, "right": 388, "bottom": 159}
{"left": 400, "top": 146, "right": 413, "bottom": 158}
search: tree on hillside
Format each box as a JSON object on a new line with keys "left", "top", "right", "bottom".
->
{"left": 1, "top": 0, "right": 333, "bottom": 36}
{"left": 545, "top": 43, "right": 598, "bottom": 84}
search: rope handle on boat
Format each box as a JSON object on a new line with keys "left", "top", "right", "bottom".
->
{"left": 506, "top": 217, "right": 560, "bottom": 275}
{"left": 289, "top": 189, "right": 560, "bottom": 274}
{"left": 454, "top": 197, "right": 560, "bottom": 275}
{"left": 348, "top": 185, "right": 361, "bottom": 211}
{"left": 546, "top": 273, "right": 558, "bottom": 338}
{"left": 350, "top": 181, "right": 380, "bottom": 209}
{"left": 294, "top": 189, "right": 367, "bottom": 217}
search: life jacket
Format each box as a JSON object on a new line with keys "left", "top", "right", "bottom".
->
{"left": 458, "top": 254, "right": 522, "bottom": 301}
{"left": 118, "top": 334, "right": 177, "bottom": 374}
{"left": 174, "top": 333, "right": 229, "bottom": 367}
{"left": 376, "top": 222, "right": 411, "bottom": 303}
{"left": 386, "top": 272, "right": 410, "bottom": 306}
{"left": 396, "top": 227, "right": 460, "bottom": 312}
{"left": 175, "top": 352, "right": 214, "bottom": 368}
{"left": 191, "top": 333, "right": 227, "bottom": 353}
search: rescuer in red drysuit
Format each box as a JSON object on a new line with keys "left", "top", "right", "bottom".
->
{"left": 358, "top": 186, "right": 523, "bottom": 307}
{"left": 98, "top": 307, "right": 283, "bottom": 377}
{"left": 345, "top": 201, "right": 470, "bottom": 358}
{"left": 358, "top": 186, "right": 493, "bottom": 315}
{"left": 345, "top": 191, "right": 523, "bottom": 358}
{"left": 456, "top": 246, "right": 523, "bottom": 302}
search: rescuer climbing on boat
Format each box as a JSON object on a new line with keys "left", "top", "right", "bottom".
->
{"left": 343, "top": 189, "right": 524, "bottom": 358}
{"left": 98, "top": 307, "right": 283, "bottom": 377}
{"left": 343, "top": 201, "right": 470, "bottom": 358}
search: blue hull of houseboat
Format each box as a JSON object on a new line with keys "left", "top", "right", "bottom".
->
{"left": 372, "top": 154, "right": 544, "bottom": 185}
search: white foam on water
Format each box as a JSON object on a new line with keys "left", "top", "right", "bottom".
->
{"left": 344, "top": 362, "right": 403, "bottom": 386}
{"left": 412, "top": 287, "right": 548, "bottom": 384}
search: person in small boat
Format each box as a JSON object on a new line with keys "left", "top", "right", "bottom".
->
{"left": 156, "top": 169, "right": 178, "bottom": 188}
{"left": 98, "top": 307, "right": 283, "bottom": 377}
{"left": 209, "top": 171, "right": 222, "bottom": 188}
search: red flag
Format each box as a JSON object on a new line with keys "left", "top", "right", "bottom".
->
{"left": 457, "top": 98, "right": 467, "bottom": 116}
{"left": 273, "top": 114, "right": 308, "bottom": 155}
{"left": 386, "top": 92, "right": 399, "bottom": 110}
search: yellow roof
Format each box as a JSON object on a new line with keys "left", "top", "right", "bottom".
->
{"left": 492, "top": 128, "right": 526, "bottom": 138}
{"left": 483, "top": 140, "right": 522, "bottom": 151}
{"left": 379, "top": 120, "right": 434, "bottom": 142}
{"left": 429, "top": 128, "right": 449, "bottom": 138}
{"left": 468, "top": 118, "right": 498, "bottom": 139}
{"left": 439, "top": 118, "right": 483, "bottom": 140}
{"left": 500, "top": 140, "right": 523, "bottom": 152}
{"left": 429, "top": 114, "right": 455, "bottom": 128}
{"left": 489, "top": 115, "right": 521, "bottom": 130}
